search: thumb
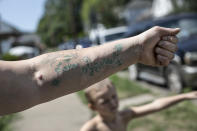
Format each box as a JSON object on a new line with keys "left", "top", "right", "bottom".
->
{"left": 158, "top": 27, "right": 181, "bottom": 36}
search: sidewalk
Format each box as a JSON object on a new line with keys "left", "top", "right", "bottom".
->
{"left": 11, "top": 93, "right": 90, "bottom": 131}
{"left": 119, "top": 94, "right": 155, "bottom": 110}
{"left": 9, "top": 91, "right": 155, "bottom": 131}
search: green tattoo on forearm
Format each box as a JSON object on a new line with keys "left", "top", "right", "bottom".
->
{"left": 81, "top": 44, "right": 123, "bottom": 76}
{"left": 49, "top": 44, "right": 123, "bottom": 86}
{"left": 51, "top": 53, "right": 79, "bottom": 86}
{"left": 51, "top": 78, "right": 61, "bottom": 86}
{"left": 54, "top": 54, "right": 79, "bottom": 74}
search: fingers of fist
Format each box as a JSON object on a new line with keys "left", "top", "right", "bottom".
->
{"left": 156, "top": 55, "right": 170, "bottom": 66}
{"left": 159, "top": 39, "right": 178, "bottom": 52}
{"left": 162, "top": 36, "right": 178, "bottom": 44}
{"left": 155, "top": 36, "right": 178, "bottom": 66}
{"left": 156, "top": 47, "right": 174, "bottom": 60}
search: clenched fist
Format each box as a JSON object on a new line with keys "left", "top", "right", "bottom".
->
{"left": 137, "top": 26, "right": 180, "bottom": 66}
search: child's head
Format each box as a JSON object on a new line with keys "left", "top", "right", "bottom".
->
{"left": 85, "top": 78, "right": 119, "bottom": 116}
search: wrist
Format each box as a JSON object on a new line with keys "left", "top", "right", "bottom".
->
{"left": 131, "top": 35, "right": 144, "bottom": 64}
{"left": 183, "top": 93, "right": 194, "bottom": 100}
{"left": 179, "top": 94, "right": 189, "bottom": 100}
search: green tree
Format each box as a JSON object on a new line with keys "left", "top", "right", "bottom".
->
{"left": 81, "top": 0, "right": 131, "bottom": 29}
{"left": 37, "top": 0, "right": 83, "bottom": 47}
{"left": 171, "top": 0, "right": 197, "bottom": 14}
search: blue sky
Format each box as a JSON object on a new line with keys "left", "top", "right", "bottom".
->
{"left": 0, "top": 0, "right": 46, "bottom": 32}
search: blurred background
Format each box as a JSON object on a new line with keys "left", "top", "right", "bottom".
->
{"left": 0, "top": 0, "right": 197, "bottom": 131}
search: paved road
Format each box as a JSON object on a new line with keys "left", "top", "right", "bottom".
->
{"left": 10, "top": 93, "right": 90, "bottom": 131}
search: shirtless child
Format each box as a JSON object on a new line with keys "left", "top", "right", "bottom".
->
{"left": 81, "top": 78, "right": 197, "bottom": 131}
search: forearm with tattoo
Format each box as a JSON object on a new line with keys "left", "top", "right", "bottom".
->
{"left": 31, "top": 37, "right": 141, "bottom": 104}
{"left": 37, "top": 44, "right": 124, "bottom": 88}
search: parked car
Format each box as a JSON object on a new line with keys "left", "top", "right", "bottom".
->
{"left": 125, "top": 13, "right": 197, "bottom": 93}
{"left": 8, "top": 46, "right": 39, "bottom": 59}
{"left": 58, "top": 37, "right": 92, "bottom": 50}
{"left": 58, "top": 40, "right": 76, "bottom": 50}
{"left": 90, "top": 26, "right": 128, "bottom": 45}
{"left": 77, "top": 37, "right": 92, "bottom": 48}
{"left": 99, "top": 26, "right": 128, "bottom": 44}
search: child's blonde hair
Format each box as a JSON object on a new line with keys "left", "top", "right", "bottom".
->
{"left": 85, "top": 78, "right": 114, "bottom": 104}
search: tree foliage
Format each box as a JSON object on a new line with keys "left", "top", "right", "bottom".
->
{"left": 81, "top": 0, "right": 131, "bottom": 29}
{"left": 37, "top": 0, "right": 131, "bottom": 47}
{"left": 37, "top": 0, "right": 83, "bottom": 47}
{"left": 171, "top": 0, "right": 197, "bottom": 14}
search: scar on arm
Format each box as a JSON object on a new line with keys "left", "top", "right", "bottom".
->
{"left": 38, "top": 75, "right": 43, "bottom": 80}
{"left": 34, "top": 71, "right": 45, "bottom": 87}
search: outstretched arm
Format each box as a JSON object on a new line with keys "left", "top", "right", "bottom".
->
{"left": 0, "top": 26, "right": 179, "bottom": 116}
{"left": 122, "top": 91, "right": 197, "bottom": 123}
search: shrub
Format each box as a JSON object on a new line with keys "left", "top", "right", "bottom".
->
{"left": 2, "top": 53, "right": 21, "bottom": 61}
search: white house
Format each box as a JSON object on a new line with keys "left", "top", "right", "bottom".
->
{"left": 152, "top": 0, "right": 184, "bottom": 18}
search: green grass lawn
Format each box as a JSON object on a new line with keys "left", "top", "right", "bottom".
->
{"left": 127, "top": 101, "right": 197, "bottom": 131}
{"left": 77, "top": 74, "right": 151, "bottom": 104}
{"left": 77, "top": 73, "right": 197, "bottom": 131}
{"left": 109, "top": 74, "right": 151, "bottom": 99}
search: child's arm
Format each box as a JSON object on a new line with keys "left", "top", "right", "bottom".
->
{"left": 80, "top": 119, "right": 97, "bottom": 131}
{"left": 122, "top": 91, "right": 197, "bottom": 123}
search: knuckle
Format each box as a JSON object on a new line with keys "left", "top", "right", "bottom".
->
{"left": 174, "top": 37, "right": 178, "bottom": 43}
{"left": 159, "top": 41, "right": 165, "bottom": 47}
{"left": 168, "top": 44, "right": 175, "bottom": 52}
{"left": 156, "top": 47, "right": 161, "bottom": 53}
{"left": 163, "top": 56, "right": 168, "bottom": 61}
{"left": 172, "top": 54, "right": 175, "bottom": 59}
{"left": 166, "top": 42, "right": 174, "bottom": 51}
{"left": 162, "top": 36, "right": 168, "bottom": 41}
{"left": 156, "top": 55, "right": 160, "bottom": 59}
{"left": 170, "top": 54, "right": 174, "bottom": 59}
{"left": 171, "top": 36, "right": 177, "bottom": 43}
{"left": 168, "top": 36, "right": 171, "bottom": 41}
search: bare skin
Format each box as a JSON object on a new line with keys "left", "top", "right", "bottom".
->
{"left": 81, "top": 80, "right": 197, "bottom": 131}
{"left": 0, "top": 26, "right": 180, "bottom": 116}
